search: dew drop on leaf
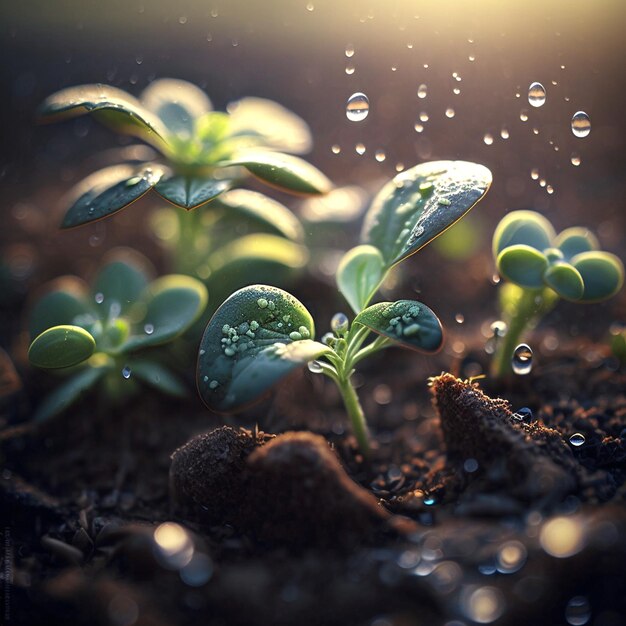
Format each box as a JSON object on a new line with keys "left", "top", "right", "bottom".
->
{"left": 346, "top": 92, "right": 369, "bottom": 122}
{"left": 571, "top": 111, "right": 591, "bottom": 137}
{"left": 528, "top": 82, "right": 546, "bottom": 107}
{"left": 144, "top": 323, "right": 154, "bottom": 335}
{"left": 331, "top": 312, "right": 349, "bottom": 334}
{"left": 512, "top": 343, "right": 533, "bottom": 375}
{"left": 307, "top": 360, "right": 323, "bottom": 374}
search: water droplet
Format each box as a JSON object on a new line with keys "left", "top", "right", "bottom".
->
{"left": 531, "top": 168, "right": 539, "bottom": 180}
{"left": 395, "top": 162, "right": 405, "bottom": 172}
{"left": 490, "top": 320, "right": 508, "bottom": 337}
{"left": 497, "top": 540, "right": 527, "bottom": 573}
{"left": 500, "top": 127, "right": 510, "bottom": 139}
{"left": 483, "top": 133, "right": 494, "bottom": 146}
{"left": 520, "top": 110, "right": 529, "bottom": 122}
{"left": 532, "top": 127, "right": 540, "bottom": 135}
{"left": 417, "top": 84, "right": 427, "bottom": 99}
{"left": 469, "top": 54, "right": 476, "bottom": 62}
{"left": 414, "top": 123, "right": 424, "bottom": 133}
{"left": 565, "top": 596, "right": 591, "bottom": 626}
{"left": 512, "top": 407, "right": 533, "bottom": 422}
{"left": 122, "top": 366, "right": 132, "bottom": 379}
{"left": 346, "top": 92, "right": 369, "bottom": 122}
{"left": 331, "top": 144, "right": 341, "bottom": 154}
{"left": 306, "top": 2, "right": 314, "bottom": 11}
{"left": 463, "top": 586, "right": 505, "bottom": 623}
{"left": 307, "top": 360, "right": 323, "bottom": 374}
{"left": 452, "top": 71, "right": 462, "bottom": 82}
{"left": 512, "top": 343, "right": 533, "bottom": 375}
{"left": 455, "top": 313, "right": 465, "bottom": 324}
{"left": 419, "top": 111, "right": 429, "bottom": 122}
{"left": 345, "top": 64, "right": 355, "bottom": 75}
{"left": 546, "top": 184, "right": 554, "bottom": 195}
{"left": 539, "top": 178, "right": 546, "bottom": 188}
{"left": 375, "top": 150, "right": 386, "bottom": 162}
{"left": 571, "top": 111, "right": 591, "bottom": 137}
{"left": 331, "top": 312, "right": 349, "bottom": 334}
{"left": 528, "top": 82, "right": 546, "bottom": 107}
{"left": 144, "top": 323, "right": 154, "bottom": 335}
{"left": 445, "top": 107, "right": 455, "bottom": 118}
{"left": 95, "top": 292, "right": 104, "bottom": 304}
{"left": 569, "top": 432, "right": 586, "bottom": 447}
{"left": 345, "top": 44, "right": 354, "bottom": 57}
{"left": 423, "top": 495, "right": 436, "bottom": 506}
{"left": 570, "top": 153, "right": 581, "bottom": 166}
{"left": 355, "top": 143, "right": 366, "bottom": 155}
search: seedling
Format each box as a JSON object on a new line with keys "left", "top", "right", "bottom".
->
{"left": 39, "top": 79, "right": 329, "bottom": 278}
{"left": 491, "top": 210, "right": 624, "bottom": 378}
{"left": 28, "top": 250, "right": 207, "bottom": 422}
{"left": 197, "top": 161, "right": 492, "bottom": 454}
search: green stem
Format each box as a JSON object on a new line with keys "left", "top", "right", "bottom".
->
{"left": 174, "top": 208, "right": 204, "bottom": 275}
{"left": 337, "top": 374, "right": 370, "bottom": 456}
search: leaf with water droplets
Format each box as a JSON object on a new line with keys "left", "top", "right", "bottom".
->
{"left": 128, "top": 359, "right": 187, "bottom": 397}
{"left": 61, "top": 164, "right": 168, "bottom": 228}
{"left": 492, "top": 210, "right": 555, "bottom": 258}
{"left": 220, "top": 151, "right": 332, "bottom": 195}
{"left": 496, "top": 244, "right": 548, "bottom": 289}
{"left": 153, "top": 174, "right": 231, "bottom": 210}
{"left": 122, "top": 275, "right": 208, "bottom": 352}
{"left": 210, "top": 189, "right": 304, "bottom": 241}
{"left": 361, "top": 160, "right": 492, "bottom": 268}
{"left": 38, "top": 84, "right": 170, "bottom": 149}
{"left": 336, "top": 245, "right": 385, "bottom": 314}
{"left": 354, "top": 300, "right": 443, "bottom": 353}
{"left": 544, "top": 262, "right": 584, "bottom": 300}
{"left": 197, "top": 285, "right": 331, "bottom": 412}
{"left": 571, "top": 251, "right": 624, "bottom": 302}
{"left": 28, "top": 325, "right": 96, "bottom": 369}
{"left": 227, "top": 97, "right": 312, "bottom": 154}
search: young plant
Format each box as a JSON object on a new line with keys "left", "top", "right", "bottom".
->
{"left": 197, "top": 161, "right": 492, "bottom": 454}
{"left": 39, "top": 79, "right": 329, "bottom": 278}
{"left": 28, "top": 250, "right": 207, "bottom": 422}
{"left": 491, "top": 210, "right": 624, "bottom": 378}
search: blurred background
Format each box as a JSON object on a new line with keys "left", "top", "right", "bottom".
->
{"left": 1, "top": 0, "right": 624, "bottom": 349}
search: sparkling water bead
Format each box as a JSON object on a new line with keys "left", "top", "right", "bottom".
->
{"left": 512, "top": 407, "right": 533, "bottom": 422}
{"left": 330, "top": 312, "right": 349, "bottom": 334}
{"left": 490, "top": 320, "right": 508, "bottom": 338}
{"left": 307, "top": 360, "right": 323, "bottom": 374}
{"left": 528, "top": 82, "right": 546, "bottom": 107}
{"left": 346, "top": 92, "right": 369, "bottom": 122}
{"left": 512, "top": 343, "right": 533, "bottom": 375}
{"left": 122, "top": 365, "right": 132, "bottom": 379}
{"left": 571, "top": 111, "right": 591, "bottom": 137}
{"left": 569, "top": 433, "right": 586, "bottom": 447}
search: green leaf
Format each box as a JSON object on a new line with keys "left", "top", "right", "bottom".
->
{"left": 492, "top": 210, "right": 556, "bottom": 258}
{"left": 29, "top": 325, "right": 96, "bottom": 369}
{"left": 38, "top": 84, "right": 169, "bottom": 148}
{"left": 128, "top": 359, "right": 187, "bottom": 398}
{"left": 496, "top": 244, "right": 548, "bottom": 289}
{"left": 544, "top": 262, "right": 584, "bottom": 300}
{"left": 29, "top": 278, "right": 91, "bottom": 338}
{"left": 221, "top": 151, "right": 332, "bottom": 195}
{"left": 122, "top": 275, "right": 208, "bottom": 351}
{"left": 197, "top": 285, "right": 331, "bottom": 412}
{"left": 196, "top": 111, "right": 230, "bottom": 145}
{"left": 336, "top": 245, "right": 385, "bottom": 314}
{"left": 153, "top": 174, "right": 231, "bottom": 210}
{"left": 140, "top": 78, "right": 212, "bottom": 140}
{"left": 210, "top": 189, "right": 304, "bottom": 241}
{"left": 354, "top": 300, "right": 443, "bottom": 353}
{"left": 227, "top": 97, "right": 312, "bottom": 154}
{"left": 92, "top": 254, "right": 150, "bottom": 316}
{"left": 361, "top": 160, "right": 492, "bottom": 268}
{"left": 554, "top": 227, "right": 599, "bottom": 260}
{"left": 62, "top": 164, "right": 168, "bottom": 228}
{"left": 571, "top": 251, "right": 625, "bottom": 302}
{"left": 33, "top": 365, "right": 108, "bottom": 423}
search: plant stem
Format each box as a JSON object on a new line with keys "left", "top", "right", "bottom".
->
{"left": 175, "top": 209, "right": 203, "bottom": 275}
{"left": 337, "top": 374, "right": 370, "bottom": 456}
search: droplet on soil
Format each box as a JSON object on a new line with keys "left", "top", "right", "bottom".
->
{"left": 569, "top": 432, "right": 586, "bottom": 447}
{"left": 512, "top": 344, "right": 533, "bottom": 375}
{"left": 512, "top": 407, "right": 533, "bottom": 422}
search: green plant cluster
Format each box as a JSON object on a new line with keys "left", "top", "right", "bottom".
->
{"left": 28, "top": 250, "right": 207, "bottom": 422}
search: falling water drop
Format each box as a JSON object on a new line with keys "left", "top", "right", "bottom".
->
{"left": 531, "top": 168, "right": 539, "bottom": 180}
{"left": 307, "top": 360, "right": 324, "bottom": 374}
{"left": 122, "top": 365, "right": 132, "bottom": 379}
{"left": 500, "top": 127, "right": 510, "bottom": 139}
{"left": 571, "top": 111, "right": 591, "bottom": 137}
{"left": 419, "top": 112, "right": 429, "bottom": 122}
{"left": 528, "top": 82, "right": 546, "bottom": 107}
{"left": 346, "top": 93, "right": 369, "bottom": 122}
{"left": 345, "top": 64, "right": 355, "bottom": 75}
{"left": 570, "top": 153, "right": 581, "bottom": 166}
{"left": 355, "top": 143, "right": 366, "bottom": 155}
{"left": 520, "top": 110, "right": 529, "bottom": 122}
{"left": 569, "top": 433, "right": 586, "bottom": 447}
{"left": 445, "top": 108, "right": 455, "bottom": 118}
{"left": 417, "top": 84, "right": 427, "bottom": 99}
{"left": 483, "top": 133, "right": 494, "bottom": 146}
{"left": 512, "top": 343, "right": 533, "bottom": 375}
{"left": 345, "top": 44, "right": 355, "bottom": 58}
{"left": 331, "top": 144, "right": 341, "bottom": 154}
{"left": 375, "top": 150, "right": 386, "bottom": 162}
{"left": 414, "top": 123, "right": 424, "bottom": 133}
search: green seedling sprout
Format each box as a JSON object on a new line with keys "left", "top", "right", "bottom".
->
{"left": 197, "top": 161, "right": 492, "bottom": 454}
{"left": 28, "top": 250, "right": 207, "bottom": 422}
{"left": 491, "top": 210, "right": 624, "bottom": 378}
{"left": 39, "top": 80, "right": 330, "bottom": 278}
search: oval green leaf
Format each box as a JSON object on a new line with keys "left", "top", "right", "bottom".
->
{"left": 354, "top": 300, "right": 443, "bottom": 353}
{"left": 336, "top": 245, "right": 385, "bottom": 314}
{"left": 153, "top": 174, "right": 231, "bottom": 210}
{"left": 361, "top": 160, "right": 492, "bottom": 268}
{"left": 197, "top": 285, "right": 331, "bottom": 412}
{"left": 62, "top": 164, "right": 168, "bottom": 228}
{"left": 544, "top": 262, "right": 584, "bottom": 300}
{"left": 29, "top": 325, "right": 96, "bottom": 369}
{"left": 496, "top": 244, "right": 548, "bottom": 289}
{"left": 92, "top": 256, "right": 150, "bottom": 316}
{"left": 553, "top": 227, "right": 599, "bottom": 260}
{"left": 38, "top": 84, "right": 169, "bottom": 148}
{"left": 221, "top": 151, "right": 332, "bottom": 195}
{"left": 571, "top": 251, "right": 625, "bottom": 302}
{"left": 492, "top": 210, "right": 556, "bottom": 258}
{"left": 210, "top": 189, "right": 304, "bottom": 241}
{"left": 122, "top": 275, "right": 208, "bottom": 352}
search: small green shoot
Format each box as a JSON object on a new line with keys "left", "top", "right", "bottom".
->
{"left": 197, "top": 161, "right": 492, "bottom": 454}
{"left": 491, "top": 210, "right": 624, "bottom": 378}
{"left": 28, "top": 250, "right": 207, "bottom": 422}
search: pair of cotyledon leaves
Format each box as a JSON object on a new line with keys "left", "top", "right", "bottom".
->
{"left": 39, "top": 79, "right": 332, "bottom": 226}
{"left": 197, "top": 160, "right": 493, "bottom": 412}
{"left": 28, "top": 250, "right": 207, "bottom": 422}
{"left": 493, "top": 210, "right": 624, "bottom": 302}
